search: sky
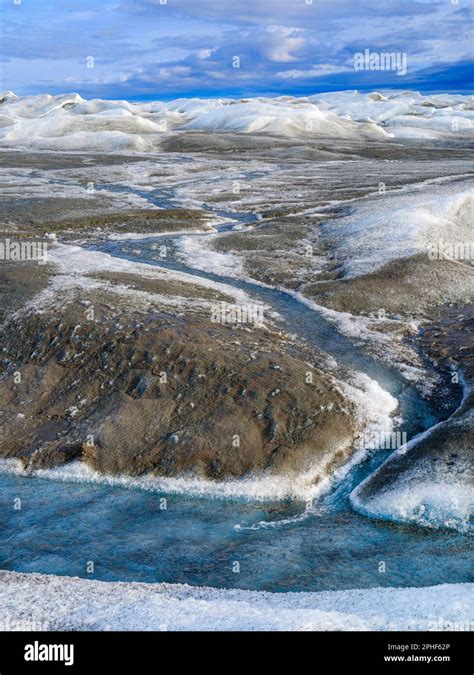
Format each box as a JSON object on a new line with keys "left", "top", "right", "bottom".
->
{"left": 1, "top": 0, "right": 472, "bottom": 99}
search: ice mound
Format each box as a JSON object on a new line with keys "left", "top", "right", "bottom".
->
{"left": 164, "top": 96, "right": 232, "bottom": 116}
{"left": 1, "top": 89, "right": 472, "bottom": 152}
{"left": 0, "top": 92, "right": 174, "bottom": 152}
{"left": 352, "top": 478, "right": 473, "bottom": 534}
{"left": 321, "top": 184, "right": 474, "bottom": 278}
{"left": 351, "top": 408, "right": 474, "bottom": 534}
{"left": 309, "top": 90, "right": 474, "bottom": 139}
{"left": 182, "top": 99, "right": 388, "bottom": 139}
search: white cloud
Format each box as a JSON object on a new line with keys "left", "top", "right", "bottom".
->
{"left": 262, "top": 27, "right": 306, "bottom": 63}
{"left": 277, "top": 64, "right": 351, "bottom": 79}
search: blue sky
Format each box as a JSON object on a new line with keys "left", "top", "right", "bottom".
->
{"left": 1, "top": 0, "right": 472, "bottom": 99}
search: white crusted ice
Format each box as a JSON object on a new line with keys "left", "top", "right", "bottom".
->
{"left": 182, "top": 99, "right": 388, "bottom": 139}
{"left": 309, "top": 90, "right": 474, "bottom": 139}
{"left": 321, "top": 183, "right": 474, "bottom": 278}
{"left": 1, "top": 90, "right": 472, "bottom": 152}
{"left": 0, "top": 571, "right": 472, "bottom": 631}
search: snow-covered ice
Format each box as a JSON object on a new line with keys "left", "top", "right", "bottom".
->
{"left": 1, "top": 89, "right": 472, "bottom": 152}
{"left": 320, "top": 185, "right": 474, "bottom": 279}
{"left": 0, "top": 571, "right": 472, "bottom": 631}
{"left": 310, "top": 90, "right": 474, "bottom": 139}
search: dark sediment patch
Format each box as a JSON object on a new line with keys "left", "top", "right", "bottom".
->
{"left": 0, "top": 198, "right": 210, "bottom": 237}
{"left": 211, "top": 216, "right": 332, "bottom": 288}
{"left": 0, "top": 150, "right": 147, "bottom": 170}
{"left": 0, "top": 261, "right": 53, "bottom": 323}
{"left": 89, "top": 271, "right": 233, "bottom": 303}
{"left": 162, "top": 132, "right": 350, "bottom": 159}
{"left": 419, "top": 304, "right": 474, "bottom": 384}
{"left": 0, "top": 274, "right": 358, "bottom": 481}
{"left": 303, "top": 253, "right": 474, "bottom": 317}
{"left": 162, "top": 133, "right": 474, "bottom": 161}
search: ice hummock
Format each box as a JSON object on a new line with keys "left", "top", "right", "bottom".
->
{"left": 0, "top": 89, "right": 472, "bottom": 152}
{"left": 182, "top": 99, "right": 389, "bottom": 139}
{"left": 309, "top": 90, "right": 474, "bottom": 139}
{"left": 320, "top": 184, "right": 474, "bottom": 279}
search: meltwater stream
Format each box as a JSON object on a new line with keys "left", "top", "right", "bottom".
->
{"left": 1, "top": 208, "right": 472, "bottom": 593}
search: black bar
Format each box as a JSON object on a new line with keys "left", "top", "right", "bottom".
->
{"left": 0, "top": 631, "right": 470, "bottom": 673}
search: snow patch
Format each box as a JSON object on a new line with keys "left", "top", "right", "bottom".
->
{"left": 0, "top": 571, "right": 472, "bottom": 631}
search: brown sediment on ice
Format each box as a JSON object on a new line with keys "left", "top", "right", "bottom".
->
{"left": 89, "top": 271, "right": 234, "bottom": 303}
{"left": 0, "top": 258, "right": 359, "bottom": 481}
{"left": 161, "top": 132, "right": 473, "bottom": 161}
{"left": 0, "top": 142, "right": 472, "bottom": 497}
{"left": 213, "top": 215, "right": 330, "bottom": 289}
{"left": 0, "top": 151, "right": 212, "bottom": 238}
{"left": 0, "top": 261, "right": 53, "bottom": 323}
{"left": 0, "top": 198, "right": 210, "bottom": 237}
{"left": 302, "top": 253, "right": 474, "bottom": 317}
{"left": 419, "top": 304, "right": 474, "bottom": 383}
